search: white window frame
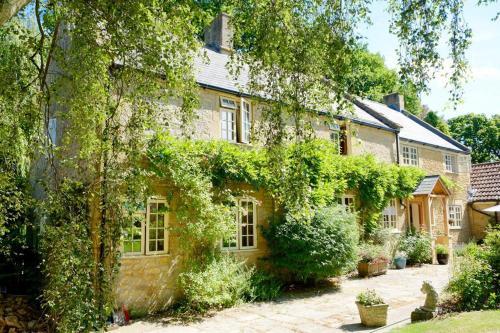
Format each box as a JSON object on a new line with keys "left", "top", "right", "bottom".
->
{"left": 444, "top": 154, "right": 458, "bottom": 173}
{"left": 222, "top": 197, "right": 257, "bottom": 251}
{"left": 220, "top": 96, "right": 238, "bottom": 109}
{"left": 121, "top": 211, "right": 145, "bottom": 256}
{"left": 448, "top": 205, "right": 463, "bottom": 229}
{"left": 401, "top": 145, "right": 418, "bottom": 166}
{"left": 338, "top": 195, "right": 355, "bottom": 213}
{"left": 381, "top": 199, "right": 398, "bottom": 230}
{"left": 330, "top": 130, "right": 340, "bottom": 154}
{"left": 239, "top": 98, "right": 252, "bottom": 144}
{"left": 220, "top": 108, "right": 236, "bottom": 142}
{"left": 145, "top": 197, "right": 169, "bottom": 255}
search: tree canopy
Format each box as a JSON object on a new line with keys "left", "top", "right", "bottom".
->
{"left": 448, "top": 114, "right": 500, "bottom": 163}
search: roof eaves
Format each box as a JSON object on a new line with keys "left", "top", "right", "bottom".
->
{"left": 400, "top": 110, "right": 470, "bottom": 154}
{"left": 399, "top": 137, "right": 469, "bottom": 154}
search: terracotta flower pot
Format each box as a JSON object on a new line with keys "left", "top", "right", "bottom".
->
{"left": 358, "top": 261, "right": 388, "bottom": 277}
{"left": 356, "top": 302, "right": 389, "bottom": 327}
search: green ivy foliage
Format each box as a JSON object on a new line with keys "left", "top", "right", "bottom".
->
{"left": 148, "top": 134, "right": 426, "bottom": 257}
{"left": 41, "top": 181, "right": 101, "bottom": 332}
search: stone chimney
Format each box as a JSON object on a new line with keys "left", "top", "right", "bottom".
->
{"left": 204, "top": 13, "right": 233, "bottom": 55}
{"left": 383, "top": 93, "right": 405, "bottom": 111}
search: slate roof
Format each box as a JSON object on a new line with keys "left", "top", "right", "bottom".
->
{"left": 194, "top": 48, "right": 393, "bottom": 131}
{"left": 194, "top": 47, "right": 470, "bottom": 154}
{"left": 471, "top": 162, "right": 500, "bottom": 202}
{"left": 356, "top": 99, "right": 469, "bottom": 153}
{"left": 413, "top": 175, "right": 440, "bottom": 195}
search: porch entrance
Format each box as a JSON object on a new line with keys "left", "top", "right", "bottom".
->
{"left": 407, "top": 175, "right": 452, "bottom": 261}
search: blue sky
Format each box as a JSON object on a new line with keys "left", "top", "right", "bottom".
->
{"left": 360, "top": 1, "right": 500, "bottom": 119}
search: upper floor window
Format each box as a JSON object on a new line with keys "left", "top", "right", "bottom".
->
{"left": 220, "top": 96, "right": 252, "bottom": 144}
{"left": 329, "top": 123, "right": 347, "bottom": 155}
{"left": 402, "top": 145, "right": 418, "bottom": 166}
{"left": 448, "top": 205, "right": 463, "bottom": 229}
{"left": 338, "top": 195, "right": 355, "bottom": 213}
{"left": 240, "top": 99, "right": 251, "bottom": 143}
{"left": 121, "top": 197, "right": 169, "bottom": 256}
{"left": 381, "top": 199, "right": 397, "bottom": 229}
{"left": 222, "top": 198, "right": 257, "bottom": 250}
{"left": 444, "top": 154, "right": 457, "bottom": 173}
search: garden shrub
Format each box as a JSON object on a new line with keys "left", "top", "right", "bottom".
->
{"left": 445, "top": 229, "right": 499, "bottom": 311}
{"left": 246, "top": 270, "right": 283, "bottom": 302}
{"left": 398, "top": 232, "right": 432, "bottom": 265}
{"left": 263, "top": 205, "right": 359, "bottom": 282}
{"left": 178, "top": 255, "right": 253, "bottom": 312}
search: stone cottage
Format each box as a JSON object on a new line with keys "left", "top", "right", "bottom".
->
{"left": 115, "top": 14, "right": 473, "bottom": 312}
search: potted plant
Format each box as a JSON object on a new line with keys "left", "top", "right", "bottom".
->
{"left": 435, "top": 244, "right": 449, "bottom": 265}
{"left": 393, "top": 251, "right": 407, "bottom": 269}
{"left": 356, "top": 289, "right": 389, "bottom": 327}
{"left": 358, "top": 244, "right": 389, "bottom": 277}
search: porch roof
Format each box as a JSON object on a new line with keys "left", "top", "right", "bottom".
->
{"left": 413, "top": 175, "right": 451, "bottom": 196}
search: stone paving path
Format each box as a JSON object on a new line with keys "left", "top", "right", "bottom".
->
{"left": 115, "top": 264, "right": 451, "bottom": 333}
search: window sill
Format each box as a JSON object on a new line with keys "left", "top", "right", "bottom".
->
{"left": 221, "top": 248, "right": 259, "bottom": 253}
{"left": 121, "top": 253, "right": 171, "bottom": 259}
{"left": 449, "top": 226, "right": 462, "bottom": 230}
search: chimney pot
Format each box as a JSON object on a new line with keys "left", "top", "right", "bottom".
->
{"left": 383, "top": 93, "right": 405, "bottom": 111}
{"left": 204, "top": 13, "right": 233, "bottom": 55}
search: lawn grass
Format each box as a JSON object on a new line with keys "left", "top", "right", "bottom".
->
{"left": 390, "top": 310, "right": 500, "bottom": 333}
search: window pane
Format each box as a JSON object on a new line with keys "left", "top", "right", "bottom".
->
{"left": 248, "top": 236, "right": 254, "bottom": 247}
{"left": 157, "top": 241, "right": 164, "bottom": 252}
{"left": 149, "top": 228, "right": 156, "bottom": 240}
{"left": 157, "top": 214, "right": 164, "bottom": 227}
{"left": 150, "top": 203, "right": 157, "bottom": 213}
{"left": 149, "top": 241, "right": 156, "bottom": 252}
{"left": 149, "top": 213, "right": 157, "bottom": 226}
{"left": 157, "top": 229, "right": 164, "bottom": 240}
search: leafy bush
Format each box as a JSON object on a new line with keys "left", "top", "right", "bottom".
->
{"left": 358, "top": 243, "right": 389, "bottom": 264}
{"left": 356, "top": 289, "right": 385, "bottom": 306}
{"left": 178, "top": 255, "right": 253, "bottom": 312}
{"left": 436, "top": 244, "right": 448, "bottom": 255}
{"left": 263, "top": 205, "right": 359, "bottom": 282}
{"left": 246, "top": 270, "right": 283, "bottom": 302}
{"left": 398, "top": 232, "right": 432, "bottom": 265}
{"left": 444, "top": 229, "right": 499, "bottom": 311}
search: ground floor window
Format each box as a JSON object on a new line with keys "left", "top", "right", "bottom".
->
{"left": 122, "top": 197, "right": 168, "bottom": 255}
{"left": 338, "top": 195, "right": 355, "bottom": 213}
{"left": 448, "top": 205, "right": 463, "bottom": 229}
{"left": 222, "top": 198, "right": 257, "bottom": 250}
{"left": 381, "top": 199, "right": 397, "bottom": 229}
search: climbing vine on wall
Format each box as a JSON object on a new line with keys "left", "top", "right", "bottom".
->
{"left": 147, "top": 134, "right": 425, "bottom": 256}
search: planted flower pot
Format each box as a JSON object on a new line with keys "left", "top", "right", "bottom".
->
{"left": 436, "top": 253, "right": 449, "bottom": 265}
{"left": 435, "top": 244, "right": 449, "bottom": 265}
{"left": 356, "top": 302, "right": 389, "bottom": 327}
{"left": 357, "top": 261, "right": 388, "bottom": 277}
{"left": 394, "top": 256, "right": 407, "bottom": 269}
{"left": 356, "top": 289, "right": 388, "bottom": 327}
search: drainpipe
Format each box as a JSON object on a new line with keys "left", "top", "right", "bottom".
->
{"left": 395, "top": 132, "right": 401, "bottom": 165}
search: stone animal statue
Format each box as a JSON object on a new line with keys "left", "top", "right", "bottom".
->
{"left": 420, "top": 281, "right": 438, "bottom": 312}
{"left": 411, "top": 281, "right": 438, "bottom": 322}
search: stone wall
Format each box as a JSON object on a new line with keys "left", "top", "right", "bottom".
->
{"left": 351, "top": 124, "right": 397, "bottom": 164}
{"left": 115, "top": 183, "right": 275, "bottom": 313}
{"left": 407, "top": 142, "right": 472, "bottom": 244}
{"left": 468, "top": 201, "right": 498, "bottom": 240}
